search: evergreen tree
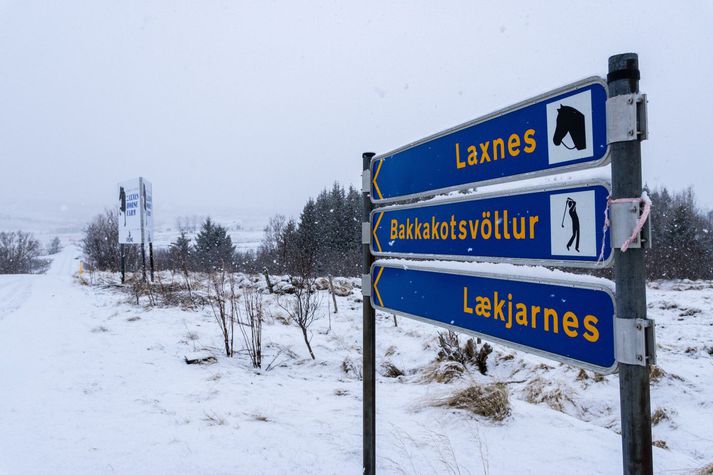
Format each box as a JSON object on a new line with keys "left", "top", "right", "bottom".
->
{"left": 645, "top": 186, "right": 713, "bottom": 279}
{"left": 170, "top": 232, "right": 193, "bottom": 272}
{"left": 193, "top": 218, "right": 235, "bottom": 272}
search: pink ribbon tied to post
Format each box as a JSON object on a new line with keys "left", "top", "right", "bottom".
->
{"left": 598, "top": 192, "right": 652, "bottom": 262}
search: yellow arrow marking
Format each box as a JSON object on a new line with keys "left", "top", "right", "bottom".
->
{"left": 373, "top": 266, "right": 384, "bottom": 307}
{"left": 372, "top": 212, "right": 384, "bottom": 253}
{"left": 372, "top": 159, "right": 384, "bottom": 200}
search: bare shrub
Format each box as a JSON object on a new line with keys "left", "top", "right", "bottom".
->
{"left": 433, "top": 383, "right": 510, "bottom": 421}
{"left": 82, "top": 209, "right": 129, "bottom": 271}
{"left": 0, "top": 231, "right": 50, "bottom": 274}
{"left": 436, "top": 330, "right": 493, "bottom": 375}
{"left": 238, "top": 285, "right": 263, "bottom": 368}
{"left": 130, "top": 277, "right": 156, "bottom": 306}
{"left": 207, "top": 271, "right": 235, "bottom": 357}
{"left": 47, "top": 237, "right": 62, "bottom": 255}
{"left": 277, "top": 276, "right": 321, "bottom": 359}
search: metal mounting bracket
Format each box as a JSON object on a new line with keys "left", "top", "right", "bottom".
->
{"left": 615, "top": 318, "right": 656, "bottom": 366}
{"left": 361, "top": 274, "right": 371, "bottom": 297}
{"left": 609, "top": 200, "right": 652, "bottom": 249}
{"left": 606, "top": 93, "right": 648, "bottom": 143}
{"left": 361, "top": 222, "right": 371, "bottom": 245}
{"left": 362, "top": 169, "right": 371, "bottom": 194}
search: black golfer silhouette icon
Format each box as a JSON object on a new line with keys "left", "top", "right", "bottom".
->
{"left": 119, "top": 187, "right": 126, "bottom": 226}
{"left": 553, "top": 105, "right": 586, "bottom": 151}
{"left": 561, "top": 197, "right": 580, "bottom": 252}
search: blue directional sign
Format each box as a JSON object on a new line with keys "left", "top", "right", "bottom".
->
{"left": 371, "top": 261, "right": 617, "bottom": 373}
{"left": 371, "top": 78, "right": 608, "bottom": 203}
{"left": 371, "top": 182, "right": 612, "bottom": 268}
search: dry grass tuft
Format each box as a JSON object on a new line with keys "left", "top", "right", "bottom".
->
{"left": 649, "top": 365, "right": 666, "bottom": 382}
{"left": 576, "top": 369, "right": 589, "bottom": 381}
{"left": 421, "top": 360, "right": 466, "bottom": 384}
{"left": 651, "top": 407, "right": 670, "bottom": 425}
{"left": 696, "top": 462, "right": 713, "bottom": 475}
{"left": 382, "top": 362, "right": 405, "bottom": 378}
{"left": 433, "top": 383, "right": 510, "bottom": 422}
{"left": 203, "top": 411, "right": 226, "bottom": 426}
{"left": 652, "top": 440, "right": 668, "bottom": 449}
{"left": 524, "top": 377, "right": 576, "bottom": 413}
{"left": 341, "top": 357, "right": 363, "bottom": 380}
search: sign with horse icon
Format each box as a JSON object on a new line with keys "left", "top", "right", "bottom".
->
{"left": 370, "top": 77, "right": 609, "bottom": 204}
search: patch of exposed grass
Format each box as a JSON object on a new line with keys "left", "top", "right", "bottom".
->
{"left": 524, "top": 377, "right": 576, "bottom": 413}
{"left": 651, "top": 407, "right": 670, "bottom": 425}
{"left": 341, "top": 357, "right": 362, "bottom": 380}
{"left": 433, "top": 383, "right": 510, "bottom": 422}
{"left": 382, "top": 362, "right": 404, "bottom": 378}
{"left": 421, "top": 361, "right": 465, "bottom": 384}
{"left": 696, "top": 462, "right": 713, "bottom": 475}
{"left": 203, "top": 411, "right": 226, "bottom": 426}
{"left": 652, "top": 440, "right": 668, "bottom": 449}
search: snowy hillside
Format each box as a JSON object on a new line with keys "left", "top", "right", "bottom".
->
{"left": 0, "top": 246, "right": 711, "bottom": 474}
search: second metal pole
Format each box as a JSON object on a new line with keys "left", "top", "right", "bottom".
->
{"left": 362, "top": 152, "right": 376, "bottom": 475}
{"left": 149, "top": 242, "right": 155, "bottom": 282}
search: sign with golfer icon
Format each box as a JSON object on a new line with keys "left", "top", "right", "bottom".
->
{"left": 549, "top": 189, "right": 599, "bottom": 258}
{"left": 370, "top": 181, "right": 612, "bottom": 268}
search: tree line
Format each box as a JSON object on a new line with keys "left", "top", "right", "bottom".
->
{"left": 81, "top": 182, "right": 713, "bottom": 281}
{"left": 645, "top": 186, "right": 713, "bottom": 280}
{"left": 82, "top": 182, "right": 362, "bottom": 278}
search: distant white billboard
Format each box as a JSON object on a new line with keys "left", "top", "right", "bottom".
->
{"left": 118, "top": 177, "right": 153, "bottom": 244}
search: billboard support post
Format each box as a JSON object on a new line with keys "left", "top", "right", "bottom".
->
{"left": 608, "top": 52, "right": 653, "bottom": 475}
{"left": 149, "top": 242, "right": 155, "bottom": 282}
{"left": 362, "top": 152, "right": 376, "bottom": 475}
{"left": 120, "top": 244, "right": 126, "bottom": 284}
{"left": 141, "top": 243, "right": 147, "bottom": 282}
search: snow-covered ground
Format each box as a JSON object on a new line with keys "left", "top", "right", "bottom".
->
{"left": 0, "top": 246, "right": 711, "bottom": 474}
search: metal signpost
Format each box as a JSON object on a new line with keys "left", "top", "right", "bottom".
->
{"left": 361, "top": 53, "right": 653, "bottom": 474}
{"left": 371, "top": 181, "right": 612, "bottom": 267}
{"left": 608, "top": 53, "right": 654, "bottom": 475}
{"left": 370, "top": 78, "right": 609, "bottom": 204}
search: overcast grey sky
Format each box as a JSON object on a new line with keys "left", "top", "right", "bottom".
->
{"left": 1, "top": 1, "right": 712, "bottom": 225}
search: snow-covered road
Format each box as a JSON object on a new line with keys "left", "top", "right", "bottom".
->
{"left": 0, "top": 247, "right": 708, "bottom": 474}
